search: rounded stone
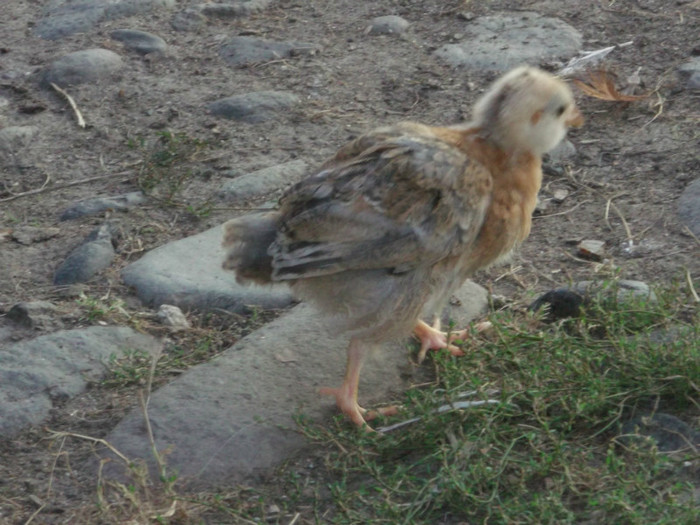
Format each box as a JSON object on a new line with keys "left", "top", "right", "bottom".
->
{"left": 110, "top": 29, "right": 167, "bottom": 54}
{"left": 0, "top": 126, "right": 39, "bottom": 152}
{"left": 368, "top": 15, "right": 410, "bottom": 35}
{"left": 41, "top": 48, "right": 124, "bottom": 88}
{"left": 208, "top": 91, "right": 300, "bottom": 123}
{"left": 678, "top": 178, "right": 700, "bottom": 237}
{"left": 678, "top": 57, "right": 700, "bottom": 90}
{"left": 53, "top": 240, "right": 116, "bottom": 285}
{"left": 219, "top": 36, "right": 318, "bottom": 67}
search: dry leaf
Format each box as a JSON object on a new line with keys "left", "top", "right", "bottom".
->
{"left": 573, "top": 70, "right": 648, "bottom": 102}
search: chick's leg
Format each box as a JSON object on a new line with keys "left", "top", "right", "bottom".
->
{"left": 413, "top": 317, "right": 492, "bottom": 363}
{"left": 414, "top": 318, "right": 466, "bottom": 363}
{"left": 320, "top": 337, "right": 399, "bottom": 429}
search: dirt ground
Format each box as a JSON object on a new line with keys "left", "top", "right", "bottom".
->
{"left": 1, "top": 0, "right": 699, "bottom": 522}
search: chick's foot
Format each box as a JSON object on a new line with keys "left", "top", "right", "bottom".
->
{"left": 319, "top": 385, "right": 400, "bottom": 430}
{"left": 413, "top": 318, "right": 492, "bottom": 363}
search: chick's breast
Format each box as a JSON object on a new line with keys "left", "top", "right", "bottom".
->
{"left": 268, "top": 126, "right": 493, "bottom": 341}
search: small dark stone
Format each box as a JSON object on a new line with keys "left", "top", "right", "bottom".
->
{"left": 530, "top": 280, "right": 656, "bottom": 321}
{"left": 528, "top": 289, "right": 585, "bottom": 321}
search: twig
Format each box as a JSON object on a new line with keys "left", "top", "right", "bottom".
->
{"left": 533, "top": 199, "right": 590, "bottom": 219}
{"left": 45, "top": 429, "right": 132, "bottom": 464}
{"left": 683, "top": 225, "right": 700, "bottom": 247}
{"left": 138, "top": 344, "right": 167, "bottom": 488}
{"left": 50, "top": 82, "right": 86, "bottom": 128}
{"left": 604, "top": 195, "right": 634, "bottom": 243}
{"left": 0, "top": 173, "right": 121, "bottom": 203}
{"left": 686, "top": 269, "right": 700, "bottom": 303}
{"left": 23, "top": 502, "right": 46, "bottom": 525}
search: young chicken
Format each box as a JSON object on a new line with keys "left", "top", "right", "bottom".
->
{"left": 222, "top": 66, "right": 583, "bottom": 429}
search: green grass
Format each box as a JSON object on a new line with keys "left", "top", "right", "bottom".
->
{"left": 292, "top": 282, "right": 699, "bottom": 524}
{"left": 51, "top": 281, "right": 700, "bottom": 523}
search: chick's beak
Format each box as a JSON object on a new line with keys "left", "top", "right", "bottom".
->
{"left": 566, "top": 106, "right": 584, "bottom": 128}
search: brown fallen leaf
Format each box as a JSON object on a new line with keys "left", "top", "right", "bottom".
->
{"left": 573, "top": 69, "right": 648, "bottom": 102}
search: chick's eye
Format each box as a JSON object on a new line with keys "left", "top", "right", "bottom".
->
{"left": 556, "top": 105, "right": 567, "bottom": 117}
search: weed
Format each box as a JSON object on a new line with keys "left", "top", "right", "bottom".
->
{"left": 76, "top": 293, "right": 130, "bottom": 323}
{"left": 130, "top": 130, "right": 213, "bottom": 214}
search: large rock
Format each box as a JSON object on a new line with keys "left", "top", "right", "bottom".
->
{"left": 435, "top": 13, "right": 582, "bottom": 71}
{"left": 122, "top": 224, "right": 295, "bottom": 313}
{"left": 0, "top": 327, "right": 160, "bottom": 437}
{"left": 100, "top": 280, "right": 489, "bottom": 488}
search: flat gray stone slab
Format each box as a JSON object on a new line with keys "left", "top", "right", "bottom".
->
{"left": 434, "top": 13, "right": 582, "bottom": 71}
{"left": 0, "top": 326, "right": 160, "bottom": 437}
{"left": 678, "top": 178, "right": 700, "bottom": 237}
{"left": 35, "top": 0, "right": 176, "bottom": 40}
{"left": 219, "top": 160, "right": 309, "bottom": 202}
{"left": 100, "top": 280, "right": 488, "bottom": 487}
{"left": 41, "top": 48, "right": 124, "bottom": 88}
{"left": 208, "top": 91, "right": 300, "bottom": 123}
{"left": 122, "top": 224, "right": 294, "bottom": 313}
{"left": 219, "top": 36, "right": 318, "bottom": 66}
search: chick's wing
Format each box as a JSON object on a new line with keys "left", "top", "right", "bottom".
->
{"left": 270, "top": 131, "right": 492, "bottom": 280}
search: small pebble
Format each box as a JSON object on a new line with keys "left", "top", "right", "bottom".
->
{"left": 157, "top": 305, "right": 191, "bottom": 331}
{"left": 367, "top": 15, "right": 410, "bottom": 35}
{"left": 577, "top": 240, "right": 606, "bottom": 261}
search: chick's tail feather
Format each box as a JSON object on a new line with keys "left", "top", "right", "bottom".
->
{"left": 222, "top": 212, "right": 280, "bottom": 284}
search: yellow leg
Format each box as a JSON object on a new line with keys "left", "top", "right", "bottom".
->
{"left": 320, "top": 337, "right": 399, "bottom": 430}
{"left": 413, "top": 317, "right": 492, "bottom": 363}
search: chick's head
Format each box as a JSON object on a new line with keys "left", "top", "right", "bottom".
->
{"left": 474, "top": 66, "right": 583, "bottom": 156}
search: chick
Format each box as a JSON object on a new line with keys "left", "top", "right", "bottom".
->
{"left": 222, "top": 66, "right": 583, "bottom": 428}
